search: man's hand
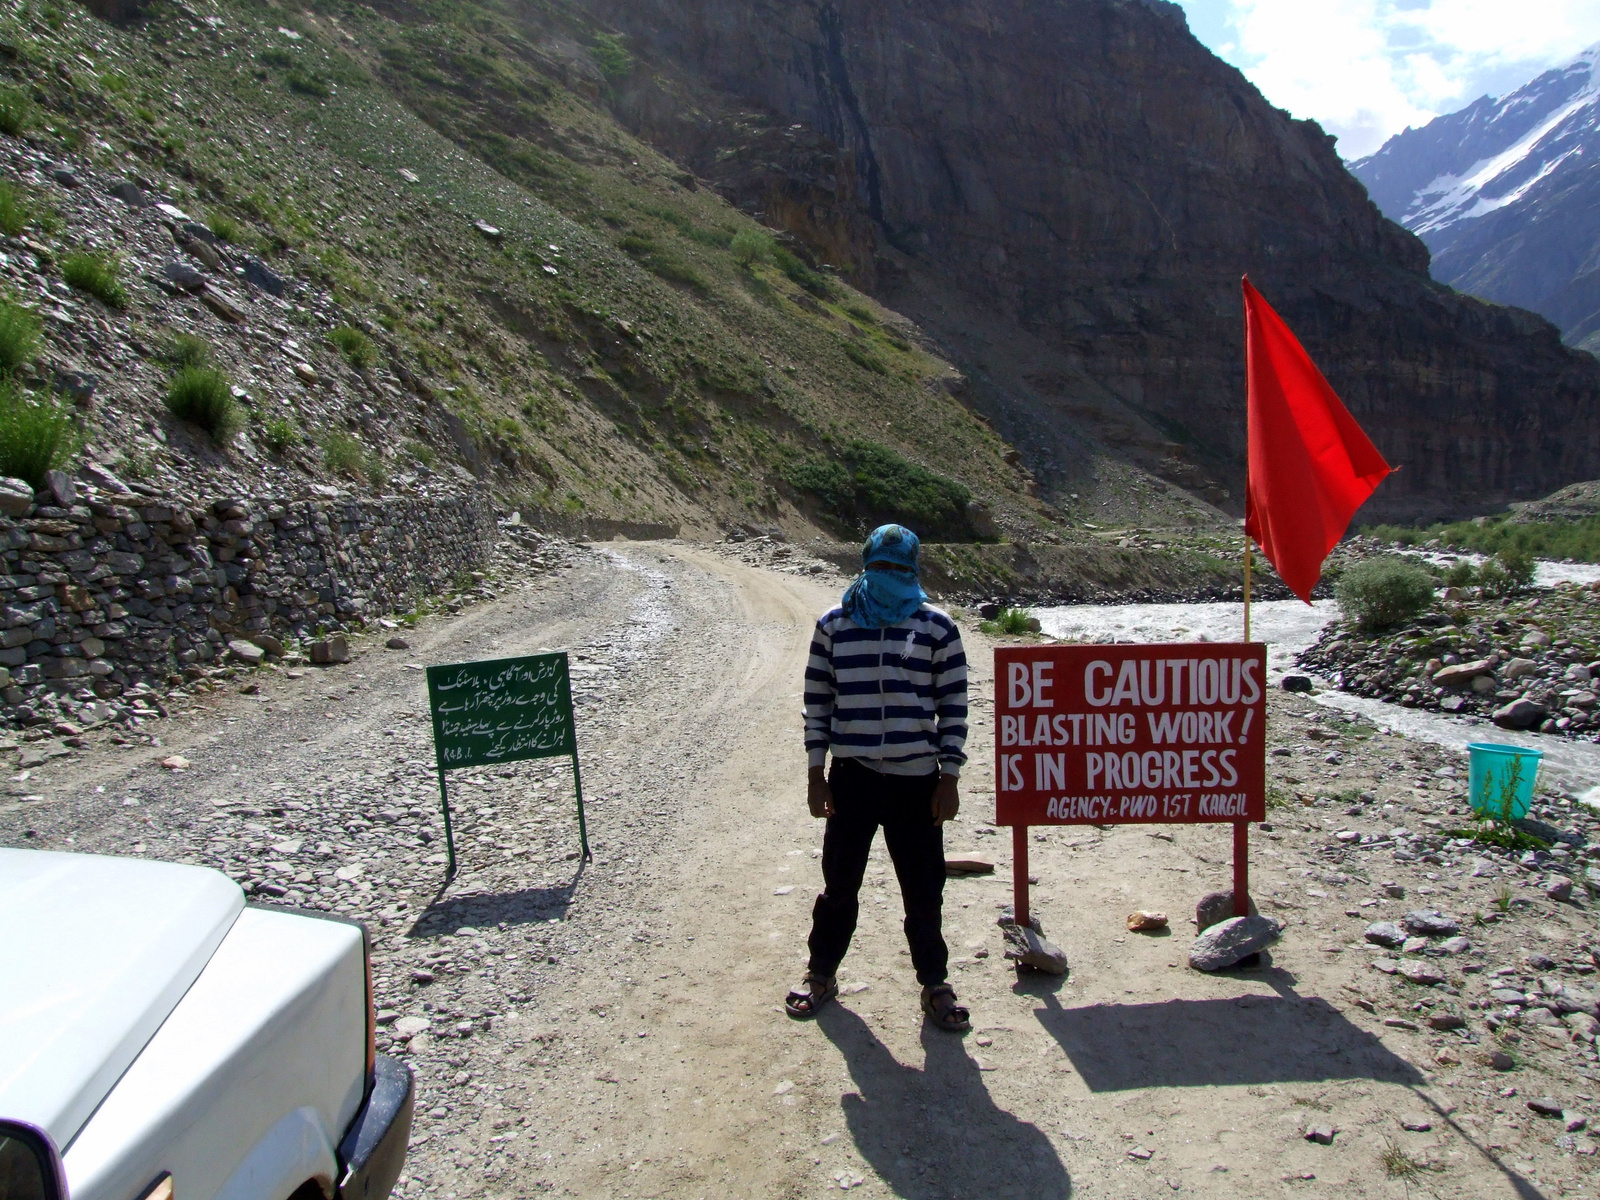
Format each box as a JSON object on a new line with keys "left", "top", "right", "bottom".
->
{"left": 807, "top": 766, "right": 834, "bottom": 819}
{"left": 932, "top": 773, "right": 960, "bottom": 824}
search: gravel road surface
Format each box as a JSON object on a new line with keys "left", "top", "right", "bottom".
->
{"left": 5, "top": 541, "right": 1598, "bottom": 1200}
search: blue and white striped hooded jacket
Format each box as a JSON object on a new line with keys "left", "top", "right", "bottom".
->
{"left": 803, "top": 605, "right": 969, "bottom": 777}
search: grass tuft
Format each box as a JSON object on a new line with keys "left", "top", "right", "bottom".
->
{"left": 328, "top": 325, "right": 376, "bottom": 369}
{"left": 206, "top": 210, "right": 244, "bottom": 244}
{"left": 166, "top": 368, "right": 240, "bottom": 441}
{"left": 980, "top": 607, "right": 1037, "bottom": 636}
{"left": 0, "top": 300, "right": 42, "bottom": 374}
{"left": 0, "top": 377, "right": 80, "bottom": 487}
{"left": 60, "top": 252, "right": 127, "bottom": 309}
{"left": 261, "top": 416, "right": 300, "bottom": 455}
{"left": 161, "top": 332, "right": 213, "bottom": 370}
{"left": 0, "top": 181, "right": 30, "bottom": 237}
{"left": 0, "top": 85, "right": 32, "bottom": 138}
{"left": 319, "top": 429, "right": 367, "bottom": 477}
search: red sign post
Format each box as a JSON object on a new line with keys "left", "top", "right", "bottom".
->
{"left": 994, "top": 644, "right": 1268, "bottom": 927}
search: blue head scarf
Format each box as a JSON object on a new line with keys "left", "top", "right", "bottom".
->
{"left": 841, "top": 524, "right": 928, "bottom": 628}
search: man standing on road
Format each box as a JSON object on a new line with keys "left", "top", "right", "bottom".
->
{"left": 785, "top": 524, "right": 972, "bottom": 1032}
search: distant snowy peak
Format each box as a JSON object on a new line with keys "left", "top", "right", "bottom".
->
{"left": 1352, "top": 42, "right": 1600, "bottom": 238}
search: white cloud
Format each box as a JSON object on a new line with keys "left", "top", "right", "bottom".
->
{"left": 1180, "top": 0, "right": 1600, "bottom": 157}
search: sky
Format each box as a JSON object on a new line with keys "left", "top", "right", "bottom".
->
{"left": 1172, "top": 0, "right": 1600, "bottom": 159}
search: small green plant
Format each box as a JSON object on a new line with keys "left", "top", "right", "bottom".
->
{"left": 0, "top": 300, "right": 42, "bottom": 375}
{"left": 206, "top": 210, "right": 244, "bottom": 244}
{"left": 1334, "top": 558, "right": 1435, "bottom": 632}
{"left": 1378, "top": 1138, "right": 1424, "bottom": 1185}
{"left": 591, "top": 32, "right": 635, "bottom": 81}
{"left": 161, "top": 331, "right": 213, "bottom": 370}
{"left": 319, "top": 429, "right": 366, "bottom": 477}
{"left": 1496, "top": 545, "right": 1536, "bottom": 590}
{"left": 1265, "top": 784, "right": 1297, "bottom": 811}
{"left": 166, "top": 368, "right": 240, "bottom": 441}
{"left": 980, "top": 607, "right": 1036, "bottom": 636}
{"left": 0, "top": 85, "right": 32, "bottom": 139}
{"left": 730, "top": 228, "right": 773, "bottom": 267}
{"left": 60, "top": 252, "right": 127, "bottom": 309}
{"left": 328, "top": 325, "right": 376, "bottom": 369}
{"left": 1475, "top": 558, "right": 1511, "bottom": 597}
{"left": 0, "top": 378, "right": 80, "bottom": 487}
{"left": 0, "top": 181, "right": 30, "bottom": 237}
{"left": 286, "top": 69, "right": 331, "bottom": 99}
{"left": 402, "top": 439, "right": 437, "bottom": 469}
{"left": 260, "top": 416, "right": 300, "bottom": 455}
{"left": 1492, "top": 883, "right": 1514, "bottom": 914}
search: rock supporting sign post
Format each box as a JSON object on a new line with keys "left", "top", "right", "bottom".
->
{"left": 995, "top": 644, "right": 1268, "bottom": 928}
{"left": 426, "top": 652, "right": 592, "bottom": 876}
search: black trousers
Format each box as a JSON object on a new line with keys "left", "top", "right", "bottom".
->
{"left": 807, "top": 757, "right": 949, "bottom": 987}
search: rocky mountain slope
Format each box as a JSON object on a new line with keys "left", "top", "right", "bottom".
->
{"left": 0, "top": 0, "right": 1066, "bottom": 544}
{"left": 589, "top": 0, "right": 1600, "bottom": 523}
{"left": 1351, "top": 44, "right": 1600, "bottom": 359}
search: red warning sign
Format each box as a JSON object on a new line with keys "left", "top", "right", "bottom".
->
{"left": 994, "top": 644, "right": 1267, "bottom": 826}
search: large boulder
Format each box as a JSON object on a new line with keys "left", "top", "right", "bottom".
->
{"left": 1195, "top": 889, "right": 1257, "bottom": 932}
{"left": 1493, "top": 698, "right": 1548, "bottom": 730}
{"left": 1433, "top": 658, "right": 1494, "bottom": 687}
{"left": 0, "top": 478, "right": 33, "bottom": 517}
{"left": 1189, "top": 915, "right": 1282, "bottom": 971}
{"left": 1401, "top": 910, "right": 1461, "bottom": 937}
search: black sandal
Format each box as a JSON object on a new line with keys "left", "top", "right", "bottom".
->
{"left": 785, "top": 972, "right": 838, "bottom": 1019}
{"left": 921, "top": 984, "right": 971, "bottom": 1032}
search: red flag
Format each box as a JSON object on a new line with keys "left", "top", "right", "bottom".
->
{"left": 1243, "top": 277, "right": 1394, "bottom": 603}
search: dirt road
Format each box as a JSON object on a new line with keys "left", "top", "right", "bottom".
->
{"left": 4, "top": 543, "right": 1596, "bottom": 1200}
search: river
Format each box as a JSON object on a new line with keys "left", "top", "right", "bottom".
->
{"left": 1034, "top": 566, "right": 1600, "bottom": 801}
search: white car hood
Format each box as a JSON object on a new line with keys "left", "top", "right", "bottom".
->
{"left": 0, "top": 849, "right": 244, "bottom": 1147}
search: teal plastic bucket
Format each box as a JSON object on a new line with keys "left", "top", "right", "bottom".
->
{"left": 1466, "top": 742, "right": 1544, "bottom": 821}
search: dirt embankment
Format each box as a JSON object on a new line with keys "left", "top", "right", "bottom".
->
{"left": 2, "top": 544, "right": 1596, "bottom": 1199}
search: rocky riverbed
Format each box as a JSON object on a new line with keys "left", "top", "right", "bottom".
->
{"left": 1298, "top": 581, "right": 1600, "bottom": 741}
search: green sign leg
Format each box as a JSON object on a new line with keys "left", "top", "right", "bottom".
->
{"left": 572, "top": 751, "right": 592, "bottom": 862}
{"left": 438, "top": 773, "right": 457, "bottom": 877}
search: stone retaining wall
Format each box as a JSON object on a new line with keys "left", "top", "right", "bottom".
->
{"left": 0, "top": 481, "right": 495, "bottom": 727}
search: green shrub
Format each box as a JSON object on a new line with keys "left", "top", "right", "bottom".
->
{"left": 260, "top": 416, "right": 300, "bottom": 455}
{"left": 166, "top": 368, "right": 240, "bottom": 441}
{"left": 1475, "top": 559, "right": 1511, "bottom": 598}
{"left": 286, "top": 69, "right": 331, "bottom": 98}
{"left": 1365, "top": 514, "right": 1600, "bottom": 563}
{"left": 774, "top": 246, "right": 830, "bottom": 297}
{"left": 1441, "top": 559, "right": 1477, "bottom": 589}
{"left": 0, "top": 86, "right": 32, "bottom": 139}
{"left": 60, "top": 252, "right": 127, "bottom": 309}
{"left": 206, "top": 210, "right": 244, "bottom": 244}
{"left": 328, "top": 325, "right": 376, "bottom": 369}
{"left": 0, "top": 378, "right": 79, "bottom": 487}
{"left": 0, "top": 181, "right": 30, "bottom": 237}
{"left": 591, "top": 32, "right": 634, "bottom": 81}
{"left": 0, "top": 301, "right": 41, "bottom": 374}
{"left": 258, "top": 48, "right": 296, "bottom": 69}
{"left": 1335, "top": 558, "right": 1436, "bottom": 632}
{"left": 161, "top": 331, "right": 213, "bottom": 369}
{"left": 319, "top": 429, "right": 366, "bottom": 477}
{"left": 730, "top": 228, "right": 773, "bottom": 267}
{"left": 980, "top": 607, "right": 1036, "bottom": 636}
{"left": 402, "top": 438, "right": 437, "bottom": 469}
{"left": 1496, "top": 545, "right": 1535, "bottom": 590}
{"left": 782, "top": 440, "right": 972, "bottom": 539}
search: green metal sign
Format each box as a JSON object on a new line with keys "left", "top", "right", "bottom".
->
{"left": 425, "top": 652, "right": 591, "bottom": 875}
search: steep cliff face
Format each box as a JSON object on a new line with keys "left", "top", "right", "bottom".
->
{"left": 591, "top": 0, "right": 1600, "bottom": 522}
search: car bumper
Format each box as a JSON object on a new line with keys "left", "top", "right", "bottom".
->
{"left": 336, "top": 1055, "right": 414, "bottom": 1200}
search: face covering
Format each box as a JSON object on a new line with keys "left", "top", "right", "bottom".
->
{"left": 841, "top": 524, "right": 928, "bottom": 628}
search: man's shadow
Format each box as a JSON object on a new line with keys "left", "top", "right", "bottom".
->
{"left": 817, "top": 1005, "right": 1072, "bottom": 1200}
